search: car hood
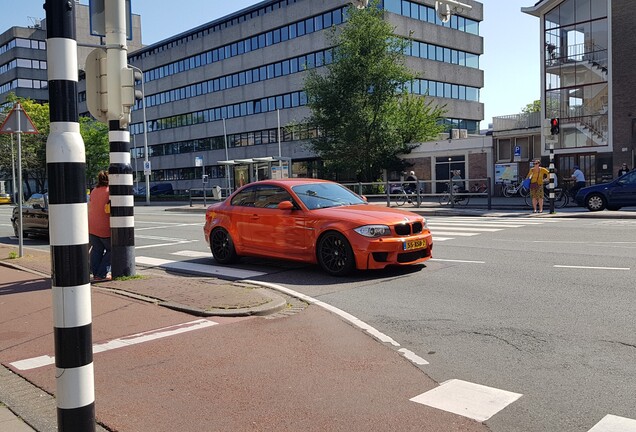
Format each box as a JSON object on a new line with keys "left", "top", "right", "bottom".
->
{"left": 313, "top": 204, "right": 424, "bottom": 225}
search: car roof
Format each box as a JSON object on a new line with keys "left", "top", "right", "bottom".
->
{"left": 239, "top": 178, "right": 333, "bottom": 188}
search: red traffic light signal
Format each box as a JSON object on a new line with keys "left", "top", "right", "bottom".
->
{"left": 550, "top": 118, "right": 560, "bottom": 135}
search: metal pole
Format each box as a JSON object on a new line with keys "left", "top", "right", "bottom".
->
{"left": 223, "top": 118, "right": 230, "bottom": 194}
{"left": 549, "top": 143, "right": 555, "bottom": 214}
{"left": 10, "top": 133, "right": 17, "bottom": 205}
{"left": 15, "top": 108, "right": 23, "bottom": 258}
{"left": 44, "top": 1, "right": 95, "bottom": 429}
{"left": 277, "top": 109, "right": 282, "bottom": 174}
{"left": 107, "top": 0, "right": 135, "bottom": 277}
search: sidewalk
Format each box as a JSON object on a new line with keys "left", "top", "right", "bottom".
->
{"left": 0, "top": 245, "right": 490, "bottom": 432}
{"left": 0, "top": 244, "right": 289, "bottom": 432}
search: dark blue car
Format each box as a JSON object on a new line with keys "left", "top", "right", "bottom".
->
{"left": 575, "top": 170, "right": 636, "bottom": 211}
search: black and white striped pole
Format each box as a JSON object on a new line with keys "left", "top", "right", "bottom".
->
{"left": 548, "top": 142, "right": 555, "bottom": 214}
{"left": 106, "top": 0, "right": 136, "bottom": 277}
{"left": 44, "top": 0, "right": 95, "bottom": 430}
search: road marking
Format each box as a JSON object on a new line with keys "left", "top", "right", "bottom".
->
{"left": 588, "top": 415, "right": 636, "bottom": 431}
{"left": 245, "top": 280, "right": 406, "bottom": 350}
{"left": 136, "top": 256, "right": 266, "bottom": 278}
{"left": 427, "top": 226, "right": 503, "bottom": 232}
{"left": 10, "top": 319, "right": 216, "bottom": 371}
{"left": 398, "top": 348, "right": 429, "bottom": 365}
{"left": 410, "top": 379, "right": 522, "bottom": 422}
{"left": 136, "top": 241, "right": 196, "bottom": 250}
{"left": 171, "top": 250, "right": 211, "bottom": 258}
{"left": 428, "top": 222, "right": 523, "bottom": 228}
{"left": 432, "top": 236, "right": 453, "bottom": 241}
{"left": 431, "top": 258, "right": 485, "bottom": 264}
{"left": 553, "top": 265, "right": 630, "bottom": 271}
{"left": 136, "top": 223, "right": 203, "bottom": 231}
{"left": 431, "top": 231, "right": 479, "bottom": 237}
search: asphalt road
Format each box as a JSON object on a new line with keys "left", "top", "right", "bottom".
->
{"left": 1, "top": 204, "right": 635, "bottom": 431}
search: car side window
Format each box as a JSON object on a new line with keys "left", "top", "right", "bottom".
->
{"left": 253, "top": 185, "right": 292, "bottom": 209}
{"left": 230, "top": 187, "right": 256, "bottom": 207}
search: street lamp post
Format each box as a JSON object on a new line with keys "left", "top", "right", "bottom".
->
{"left": 129, "top": 64, "right": 150, "bottom": 205}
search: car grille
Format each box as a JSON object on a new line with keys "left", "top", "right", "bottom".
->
{"left": 394, "top": 221, "right": 424, "bottom": 236}
{"left": 397, "top": 248, "right": 429, "bottom": 263}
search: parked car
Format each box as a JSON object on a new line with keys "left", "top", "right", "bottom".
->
{"left": 574, "top": 170, "right": 636, "bottom": 211}
{"left": 203, "top": 179, "right": 433, "bottom": 276}
{"left": 149, "top": 183, "right": 174, "bottom": 195}
{"left": 11, "top": 193, "right": 49, "bottom": 238}
{"left": 0, "top": 193, "right": 11, "bottom": 204}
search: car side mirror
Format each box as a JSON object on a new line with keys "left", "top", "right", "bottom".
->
{"left": 278, "top": 200, "right": 294, "bottom": 210}
{"left": 361, "top": 195, "right": 368, "bottom": 202}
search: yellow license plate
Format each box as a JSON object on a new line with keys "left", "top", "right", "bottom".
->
{"left": 404, "top": 239, "right": 426, "bottom": 251}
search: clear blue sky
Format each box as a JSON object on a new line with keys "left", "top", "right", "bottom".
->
{"left": 1, "top": 0, "right": 540, "bottom": 128}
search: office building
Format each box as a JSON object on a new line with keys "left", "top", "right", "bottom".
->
{"left": 522, "top": 0, "right": 636, "bottom": 183}
{"left": 113, "top": 0, "right": 484, "bottom": 193}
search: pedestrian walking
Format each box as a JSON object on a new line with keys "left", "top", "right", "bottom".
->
{"left": 88, "top": 170, "right": 111, "bottom": 281}
{"left": 526, "top": 159, "right": 549, "bottom": 213}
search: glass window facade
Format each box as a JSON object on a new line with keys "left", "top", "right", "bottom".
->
{"left": 544, "top": 0, "right": 608, "bottom": 148}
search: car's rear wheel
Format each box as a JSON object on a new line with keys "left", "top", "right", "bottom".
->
{"left": 210, "top": 228, "right": 238, "bottom": 264}
{"left": 585, "top": 193, "right": 606, "bottom": 212}
{"left": 317, "top": 231, "right": 355, "bottom": 276}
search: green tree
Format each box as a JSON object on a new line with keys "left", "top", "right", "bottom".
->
{"left": 304, "top": 1, "right": 445, "bottom": 181}
{"left": 521, "top": 100, "right": 541, "bottom": 113}
{"left": 0, "top": 93, "right": 50, "bottom": 196}
{"left": 81, "top": 116, "right": 109, "bottom": 186}
{"left": 1, "top": 93, "right": 110, "bottom": 195}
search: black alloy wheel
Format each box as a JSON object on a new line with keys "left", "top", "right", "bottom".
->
{"left": 317, "top": 231, "right": 355, "bottom": 276}
{"left": 210, "top": 228, "right": 238, "bottom": 264}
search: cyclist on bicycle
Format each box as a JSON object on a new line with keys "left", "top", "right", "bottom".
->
{"left": 404, "top": 171, "right": 418, "bottom": 194}
{"left": 570, "top": 165, "right": 586, "bottom": 197}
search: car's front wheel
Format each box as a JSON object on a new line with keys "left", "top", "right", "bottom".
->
{"left": 317, "top": 231, "right": 355, "bottom": 276}
{"left": 11, "top": 221, "right": 26, "bottom": 238}
{"left": 585, "top": 193, "right": 606, "bottom": 212}
{"left": 210, "top": 228, "right": 238, "bottom": 264}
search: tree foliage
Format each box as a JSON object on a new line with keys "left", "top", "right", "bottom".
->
{"left": 304, "top": 1, "right": 445, "bottom": 181}
{"left": 521, "top": 100, "right": 541, "bottom": 113}
{"left": 0, "top": 93, "right": 110, "bottom": 195}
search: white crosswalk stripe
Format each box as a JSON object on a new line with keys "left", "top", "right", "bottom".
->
{"left": 426, "top": 216, "right": 562, "bottom": 242}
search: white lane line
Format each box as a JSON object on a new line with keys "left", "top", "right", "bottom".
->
{"left": 410, "top": 379, "right": 522, "bottom": 422}
{"left": 432, "top": 236, "right": 453, "bottom": 242}
{"left": 553, "top": 265, "right": 630, "bottom": 271}
{"left": 10, "top": 319, "right": 216, "bottom": 371}
{"left": 171, "top": 250, "right": 211, "bottom": 258}
{"left": 136, "top": 256, "right": 266, "bottom": 278}
{"left": 427, "top": 226, "right": 503, "bottom": 232}
{"left": 428, "top": 222, "right": 523, "bottom": 228}
{"left": 136, "top": 241, "right": 196, "bottom": 250}
{"left": 431, "top": 258, "right": 485, "bottom": 264}
{"left": 136, "top": 223, "right": 204, "bottom": 231}
{"left": 429, "top": 231, "right": 480, "bottom": 237}
{"left": 398, "top": 348, "right": 429, "bottom": 365}
{"left": 588, "top": 414, "right": 636, "bottom": 431}
{"left": 136, "top": 235, "right": 191, "bottom": 241}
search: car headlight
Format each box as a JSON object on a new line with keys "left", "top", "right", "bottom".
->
{"left": 354, "top": 225, "right": 391, "bottom": 237}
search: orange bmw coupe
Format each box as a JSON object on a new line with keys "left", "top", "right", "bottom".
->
{"left": 204, "top": 179, "right": 433, "bottom": 276}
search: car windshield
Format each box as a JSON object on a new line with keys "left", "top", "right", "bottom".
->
{"left": 292, "top": 183, "right": 366, "bottom": 210}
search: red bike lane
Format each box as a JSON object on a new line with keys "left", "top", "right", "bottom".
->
{"left": 1, "top": 265, "right": 489, "bottom": 432}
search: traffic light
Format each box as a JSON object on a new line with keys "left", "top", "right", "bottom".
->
{"left": 550, "top": 118, "right": 560, "bottom": 135}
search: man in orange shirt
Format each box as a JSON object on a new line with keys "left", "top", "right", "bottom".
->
{"left": 88, "top": 171, "right": 111, "bottom": 280}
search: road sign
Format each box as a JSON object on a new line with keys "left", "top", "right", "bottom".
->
{"left": 0, "top": 103, "right": 39, "bottom": 134}
{"left": 513, "top": 145, "right": 521, "bottom": 162}
{"left": 143, "top": 161, "right": 151, "bottom": 175}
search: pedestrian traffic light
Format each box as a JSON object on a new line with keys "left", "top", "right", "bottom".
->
{"left": 550, "top": 118, "right": 560, "bottom": 135}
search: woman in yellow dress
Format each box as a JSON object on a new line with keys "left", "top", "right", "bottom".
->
{"left": 527, "top": 159, "right": 549, "bottom": 213}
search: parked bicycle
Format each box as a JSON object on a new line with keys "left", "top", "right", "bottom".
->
{"left": 439, "top": 183, "right": 470, "bottom": 206}
{"left": 470, "top": 182, "right": 488, "bottom": 194}
{"left": 524, "top": 185, "right": 568, "bottom": 208}
{"left": 502, "top": 178, "right": 529, "bottom": 198}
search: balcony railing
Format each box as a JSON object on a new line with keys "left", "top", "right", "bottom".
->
{"left": 492, "top": 111, "right": 542, "bottom": 131}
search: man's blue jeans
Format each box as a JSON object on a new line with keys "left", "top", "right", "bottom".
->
{"left": 90, "top": 234, "right": 111, "bottom": 278}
